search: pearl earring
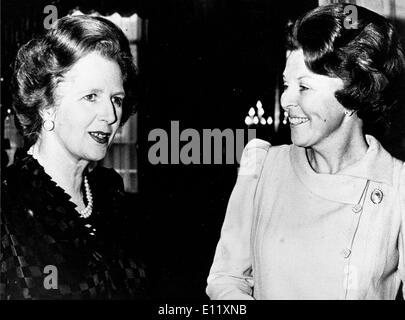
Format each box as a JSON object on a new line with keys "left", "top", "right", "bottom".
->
{"left": 344, "top": 109, "right": 354, "bottom": 116}
{"left": 43, "top": 119, "right": 55, "bottom": 131}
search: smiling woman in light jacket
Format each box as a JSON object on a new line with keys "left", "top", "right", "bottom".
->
{"left": 206, "top": 4, "right": 405, "bottom": 300}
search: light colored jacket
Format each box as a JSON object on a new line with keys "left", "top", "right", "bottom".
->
{"left": 206, "top": 136, "right": 405, "bottom": 299}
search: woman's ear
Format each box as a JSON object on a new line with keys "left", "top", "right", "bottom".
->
{"left": 39, "top": 106, "right": 56, "bottom": 121}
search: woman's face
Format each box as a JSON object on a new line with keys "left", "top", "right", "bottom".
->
{"left": 50, "top": 52, "right": 125, "bottom": 162}
{"left": 281, "top": 49, "right": 346, "bottom": 148}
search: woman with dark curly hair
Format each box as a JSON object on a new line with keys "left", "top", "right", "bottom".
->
{"left": 207, "top": 4, "right": 405, "bottom": 300}
{"left": 1, "top": 15, "right": 146, "bottom": 299}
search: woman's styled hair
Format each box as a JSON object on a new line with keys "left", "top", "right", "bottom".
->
{"left": 286, "top": 3, "right": 405, "bottom": 127}
{"left": 12, "top": 15, "right": 138, "bottom": 145}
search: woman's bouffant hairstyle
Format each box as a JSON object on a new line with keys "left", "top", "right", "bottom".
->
{"left": 12, "top": 15, "right": 138, "bottom": 145}
{"left": 286, "top": 3, "right": 405, "bottom": 126}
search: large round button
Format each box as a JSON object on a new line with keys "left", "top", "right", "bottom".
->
{"left": 370, "top": 189, "right": 383, "bottom": 204}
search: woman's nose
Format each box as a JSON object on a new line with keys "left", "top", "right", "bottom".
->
{"left": 280, "top": 87, "right": 298, "bottom": 112}
{"left": 99, "top": 99, "right": 117, "bottom": 124}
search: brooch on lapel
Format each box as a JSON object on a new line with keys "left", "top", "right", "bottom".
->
{"left": 370, "top": 188, "right": 383, "bottom": 204}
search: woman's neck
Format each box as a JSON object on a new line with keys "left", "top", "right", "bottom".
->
{"left": 31, "top": 137, "right": 89, "bottom": 208}
{"left": 305, "top": 128, "right": 369, "bottom": 174}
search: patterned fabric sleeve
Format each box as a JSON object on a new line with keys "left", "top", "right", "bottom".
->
{"left": 1, "top": 176, "right": 17, "bottom": 300}
{"left": 94, "top": 167, "right": 149, "bottom": 299}
{"left": 0, "top": 216, "right": 8, "bottom": 300}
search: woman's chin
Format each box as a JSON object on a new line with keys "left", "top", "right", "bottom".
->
{"left": 82, "top": 150, "right": 108, "bottom": 162}
{"left": 81, "top": 142, "right": 112, "bottom": 161}
{"left": 291, "top": 134, "right": 312, "bottom": 148}
{"left": 292, "top": 141, "right": 308, "bottom": 148}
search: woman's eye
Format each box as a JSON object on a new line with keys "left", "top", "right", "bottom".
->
{"left": 299, "top": 85, "right": 309, "bottom": 91}
{"left": 283, "top": 83, "right": 289, "bottom": 91}
{"left": 84, "top": 94, "right": 97, "bottom": 102}
{"left": 112, "top": 97, "right": 124, "bottom": 107}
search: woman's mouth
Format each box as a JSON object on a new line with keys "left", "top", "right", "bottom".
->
{"left": 88, "top": 131, "right": 111, "bottom": 144}
{"left": 288, "top": 116, "right": 309, "bottom": 126}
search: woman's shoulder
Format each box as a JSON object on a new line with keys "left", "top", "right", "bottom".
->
{"left": 2, "top": 155, "right": 34, "bottom": 204}
{"left": 242, "top": 138, "right": 291, "bottom": 154}
{"left": 238, "top": 139, "right": 291, "bottom": 176}
{"left": 369, "top": 135, "right": 404, "bottom": 188}
{"left": 3, "top": 155, "right": 28, "bottom": 183}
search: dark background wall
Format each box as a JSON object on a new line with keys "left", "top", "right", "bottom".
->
{"left": 136, "top": 0, "right": 316, "bottom": 299}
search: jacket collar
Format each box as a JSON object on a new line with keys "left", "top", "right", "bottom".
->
{"left": 290, "top": 135, "right": 395, "bottom": 204}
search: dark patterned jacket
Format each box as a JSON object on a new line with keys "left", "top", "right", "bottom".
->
{"left": 0, "top": 155, "right": 147, "bottom": 300}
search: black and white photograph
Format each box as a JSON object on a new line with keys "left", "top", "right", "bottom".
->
{"left": 1, "top": 0, "right": 405, "bottom": 311}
